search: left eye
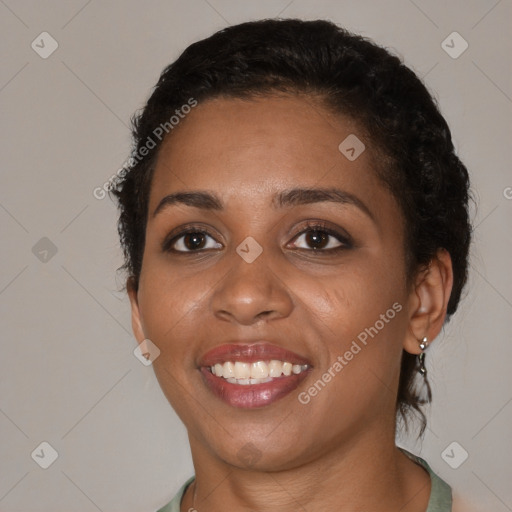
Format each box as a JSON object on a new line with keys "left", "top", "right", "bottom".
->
{"left": 289, "top": 227, "right": 348, "bottom": 251}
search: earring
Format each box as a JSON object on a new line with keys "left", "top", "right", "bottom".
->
{"left": 417, "top": 336, "right": 428, "bottom": 375}
{"left": 416, "top": 336, "right": 432, "bottom": 403}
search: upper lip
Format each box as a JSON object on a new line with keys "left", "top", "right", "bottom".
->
{"left": 198, "top": 342, "right": 312, "bottom": 367}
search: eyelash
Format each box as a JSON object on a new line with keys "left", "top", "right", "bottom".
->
{"left": 162, "top": 220, "right": 353, "bottom": 255}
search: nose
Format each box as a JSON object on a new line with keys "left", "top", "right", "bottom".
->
{"left": 210, "top": 249, "right": 294, "bottom": 326}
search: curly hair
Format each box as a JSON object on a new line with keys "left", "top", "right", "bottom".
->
{"left": 110, "top": 18, "right": 472, "bottom": 437}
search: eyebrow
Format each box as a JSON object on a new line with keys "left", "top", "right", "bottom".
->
{"left": 152, "top": 187, "right": 374, "bottom": 221}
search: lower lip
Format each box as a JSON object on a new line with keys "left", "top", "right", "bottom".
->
{"left": 200, "top": 367, "right": 310, "bottom": 408}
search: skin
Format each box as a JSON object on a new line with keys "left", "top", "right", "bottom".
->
{"left": 128, "top": 94, "right": 453, "bottom": 512}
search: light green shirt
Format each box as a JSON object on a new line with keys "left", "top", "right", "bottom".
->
{"left": 156, "top": 448, "right": 452, "bottom": 511}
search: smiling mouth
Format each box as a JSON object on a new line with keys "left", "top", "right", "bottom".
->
{"left": 200, "top": 366, "right": 311, "bottom": 408}
{"left": 208, "top": 360, "right": 310, "bottom": 385}
{"left": 198, "top": 342, "right": 313, "bottom": 408}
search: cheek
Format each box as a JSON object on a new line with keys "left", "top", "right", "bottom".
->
{"left": 136, "top": 267, "right": 207, "bottom": 353}
{"left": 303, "top": 256, "right": 406, "bottom": 334}
{"left": 300, "top": 272, "right": 406, "bottom": 419}
{"left": 299, "top": 256, "right": 407, "bottom": 387}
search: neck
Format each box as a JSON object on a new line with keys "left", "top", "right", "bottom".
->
{"left": 182, "top": 421, "right": 431, "bottom": 512}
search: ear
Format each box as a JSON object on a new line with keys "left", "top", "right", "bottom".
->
{"left": 127, "top": 276, "right": 146, "bottom": 343}
{"left": 403, "top": 248, "right": 454, "bottom": 354}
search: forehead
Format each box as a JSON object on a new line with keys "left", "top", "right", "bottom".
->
{"left": 149, "top": 94, "right": 387, "bottom": 212}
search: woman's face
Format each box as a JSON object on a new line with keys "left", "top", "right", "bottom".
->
{"left": 129, "top": 94, "right": 415, "bottom": 470}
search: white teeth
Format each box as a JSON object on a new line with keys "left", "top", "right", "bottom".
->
{"left": 292, "top": 364, "right": 302, "bottom": 375}
{"left": 250, "top": 361, "right": 269, "bottom": 379}
{"left": 226, "top": 377, "right": 274, "bottom": 385}
{"left": 210, "top": 360, "right": 309, "bottom": 383}
{"left": 268, "top": 360, "right": 283, "bottom": 377}
{"left": 234, "top": 362, "right": 251, "bottom": 379}
{"left": 223, "top": 361, "right": 235, "bottom": 378}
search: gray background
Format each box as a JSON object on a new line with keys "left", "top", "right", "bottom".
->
{"left": 1, "top": 1, "right": 511, "bottom": 511}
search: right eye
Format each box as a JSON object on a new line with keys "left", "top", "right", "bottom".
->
{"left": 162, "top": 228, "right": 223, "bottom": 253}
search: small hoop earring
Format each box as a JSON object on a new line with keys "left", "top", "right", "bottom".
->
{"left": 418, "top": 336, "right": 428, "bottom": 375}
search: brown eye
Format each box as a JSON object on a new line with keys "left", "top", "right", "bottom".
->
{"left": 292, "top": 229, "right": 343, "bottom": 250}
{"left": 304, "top": 230, "right": 331, "bottom": 250}
{"left": 163, "top": 229, "right": 222, "bottom": 253}
{"left": 289, "top": 222, "right": 352, "bottom": 252}
{"left": 182, "top": 232, "right": 208, "bottom": 251}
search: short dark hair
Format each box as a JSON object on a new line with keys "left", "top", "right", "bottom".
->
{"left": 110, "top": 18, "right": 472, "bottom": 437}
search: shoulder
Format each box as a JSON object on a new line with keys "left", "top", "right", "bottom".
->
{"left": 398, "top": 447, "right": 452, "bottom": 511}
{"left": 155, "top": 476, "right": 195, "bottom": 512}
{"left": 452, "top": 491, "right": 485, "bottom": 512}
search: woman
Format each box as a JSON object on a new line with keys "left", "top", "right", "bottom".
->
{"left": 111, "top": 18, "right": 472, "bottom": 512}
